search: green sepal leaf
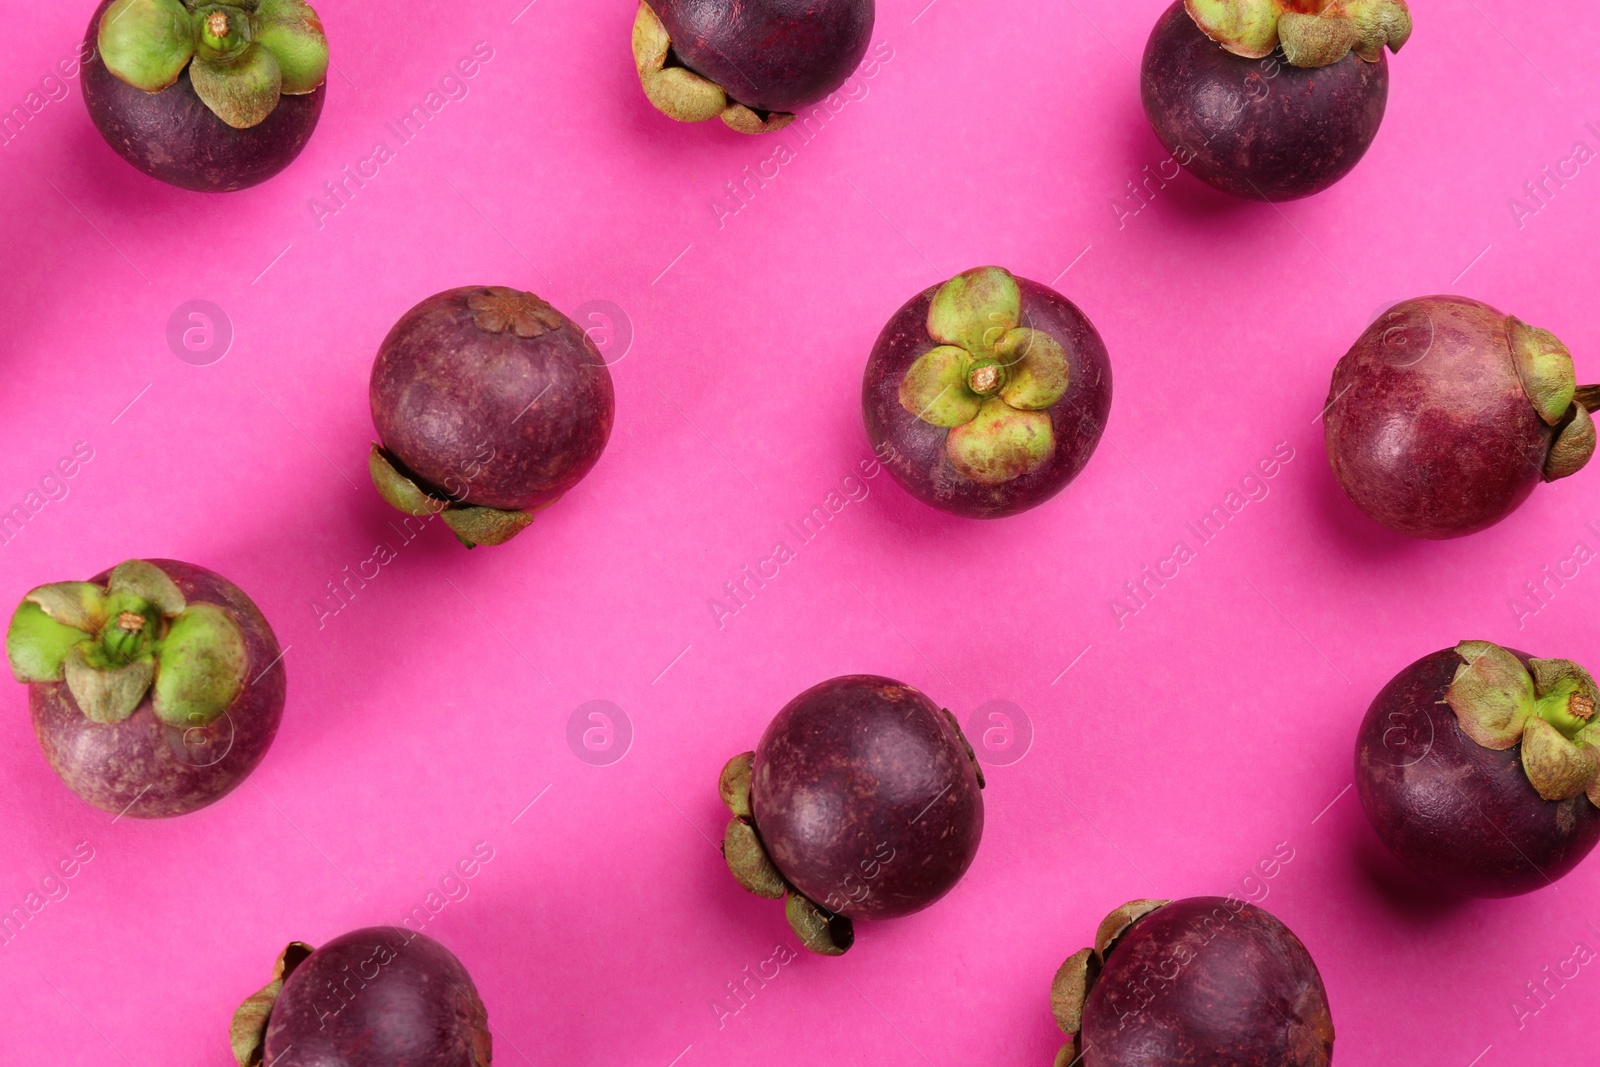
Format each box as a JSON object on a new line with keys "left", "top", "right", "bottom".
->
{"left": 441, "top": 505, "right": 538, "bottom": 548}
{"left": 1520, "top": 716, "right": 1600, "bottom": 802}
{"left": 108, "top": 560, "right": 186, "bottom": 617}
{"left": 997, "top": 327, "right": 1070, "bottom": 410}
{"left": 1050, "top": 947, "right": 1095, "bottom": 1035}
{"left": 369, "top": 445, "right": 447, "bottom": 517}
{"left": 1184, "top": 0, "right": 1281, "bottom": 60}
{"left": 945, "top": 398, "right": 1054, "bottom": 485}
{"left": 899, "top": 346, "right": 981, "bottom": 427}
{"left": 631, "top": 0, "right": 727, "bottom": 123}
{"left": 722, "top": 817, "right": 786, "bottom": 899}
{"left": 7, "top": 602, "right": 92, "bottom": 683}
{"left": 64, "top": 645, "right": 154, "bottom": 724}
{"left": 1093, "top": 898, "right": 1168, "bottom": 960}
{"left": 25, "top": 581, "right": 109, "bottom": 634}
{"left": 252, "top": 0, "right": 328, "bottom": 94}
{"left": 1343, "top": 0, "right": 1413, "bottom": 59}
{"left": 1509, "top": 318, "right": 1578, "bottom": 426}
{"left": 190, "top": 44, "right": 283, "bottom": 129}
{"left": 231, "top": 941, "right": 314, "bottom": 1067}
{"left": 718, "top": 751, "right": 755, "bottom": 817}
{"left": 928, "top": 267, "right": 1021, "bottom": 356}
{"left": 785, "top": 891, "right": 853, "bottom": 956}
{"left": 1544, "top": 404, "right": 1595, "bottom": 482}
{"left": 1446, "top": 641, "right": 1535, "bottom": 750}
{"left": 152, "top": 603, "right": 247, "bottom": 728}
{"left": 99, "top": 0, "right": 196, "bottom": 92}
{"left": 1278, "top": 11, "right": 1359, "bottom": 67}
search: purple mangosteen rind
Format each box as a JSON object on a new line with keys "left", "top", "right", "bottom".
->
{"left": 1324, "top": 296, "right": 1596, "bottom": 538}
{"left": 1356, "top": 645, "right": 1600, "bottom": 897}
{"left": 1142, "top": 1, "right": 1393, "bottom": 201}
{"left": 1050, "top": 897, "right": 1335, "bottom": 1067}
{"left": 368, "top": 286, "right": 616, "bottom": 548}
{"left": 6, "top": 559, "right": 284, "bottom": 818}
{"left": 231, "top": 929, "right": 493, "bottom": 1067}
{"left": 863, "top": 266, "right": 1112, "bottom": 519}
{"left": 631, "top": 0, "right": 874, "bottom": 134}
{"left": 82, "top": 0, "right": 327, "bottom": 191}
{"left": 96, "top": 0, "right": 328, "bottom": 129}
{"left": 716, "top": 677, "right": 986, "bottom": 956}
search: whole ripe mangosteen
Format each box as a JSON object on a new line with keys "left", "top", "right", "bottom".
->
{"left": 82, "top": 0, "right": 328, "bottom": 192}
{"left": 862, "top": 266, "right": 1112, "bottom": 519}
{"left": 717, "top": 675, "right": 985, "bottom": 955}
{"left": 1355, "top": 642, "right": 1600, "bottom": 897}
{"left": 1049, "top": 897, "right": 1334, "bottom": 1067}
{"left": 1323, "top": 296, "right": 1596, "bottom": 538}
{"left": 1141, "top": 0, "right": 1411, "bottom": 200}
{"left": 230, "top": 928, "right": 492, "bottom": 1066}
{"left": 5, "top": 559, "right": 285, "bottom": 818}
{"left": 369, "top": 286, "right": 616, "bottom": 548}
{"left": 631, "top": 0, "right": 874, "bottom": 134}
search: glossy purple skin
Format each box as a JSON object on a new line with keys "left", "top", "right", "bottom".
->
{"left": 1355, "top": 647, "right": 1600, "bottom": 897}
{"left": 862, "top": 276, "right": 1112, "bottom": 519}
{"left": 81, "top": 0, "right": 324, "bottom": 192}
{"left": 1081, "top": 897, "right": 1334, "bottom": 1067}
{"left": 647, "top": 0, "right": 874, "bottom": 113}
{"left": 1324, "top": 296, "right": 1552, "bottom": 539}
{"left": 1140, "top": 1, "right": 1388, "bottom": 201}
{"left": 749, "top": 675, "right": 983, "bottom": 920}
{"left": 370, "top": 287, "right": 616, "bottom": 512}
{"left": 27, "top": 560, "right": 285, "bottom": 819}
{"left": 263, "top": 928, "right": 492, "bottom": 1066}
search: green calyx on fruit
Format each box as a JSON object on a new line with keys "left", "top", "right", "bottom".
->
{"left": 1446, "top": 641, "right": 1600, "bottom": 806}
{"left": 898, "top": 267, "right": 1069, "bottom": 486}
{"left": 6, "top": 560, "right": 247, "bottom": 727}
{"left": 1504, "top": 317, "right": 1596, "bottom": 482}
{"left": 367, "top": 446, "right": 547, "bottom": 549}
{"left": 1049, "top": 899, "right": 1170, "bottom": 1065}
{"left": 98, "top": 0, "right": 328, "bottom": 129}
{"left": 230, "top": 940, "right": 314, "bottom": 1067}
{"left": 716, "top": 750, "right": 855, "bottom": 955}
{"left": 1184, "top": 0, "right": 1411, "bottom": 67}
{"left": 630, "top": 1, "right": 795, "bottom": 135}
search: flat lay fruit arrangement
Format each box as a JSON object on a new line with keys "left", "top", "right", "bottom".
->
{"left": 1, "top": 0, "right": 1597, "bottom": 1064}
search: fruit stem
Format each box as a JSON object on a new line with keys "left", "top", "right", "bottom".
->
{"left": 1576, "top": 384, "right": 1600, "bottom": 413}
{"left": 1536, "top": 680, "right": 1595, "bottom": 740}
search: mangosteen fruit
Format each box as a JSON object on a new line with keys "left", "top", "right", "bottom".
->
{"left": 1049, "top": 897, "right": 1334, "bottom": 1067}
{"left": 862, "top": 266, "right": 1112, "bottom": 519}
{"left": 82, "top": 0, "right": 328, "bottom": 192}
{"left": 718, "top": 674, "right": 985, "bottom": 955}
{"left": 1356, "top": 642, "right": 1600, "bottom": 897}
{"left": 631, "top": 0, "right": 874, "bottom": 134}
{"left": 368, "top": 285, "right": 616, "bottom": 548}
{"left": 230, "top": 928, "right": 492, "bottom": 1066}
{"left": 5, "top": 558, "right": 285, "bottom": 818}
{"left": 1141, "top": 0, "right": 1410, "bottom": 200}
{"left": 1323, "top": 295, "right": 1596, "bottom": 538}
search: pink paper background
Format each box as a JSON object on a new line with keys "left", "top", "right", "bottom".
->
{"left": 2, "top": 0, "right": 1599, "bottom": 1062}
